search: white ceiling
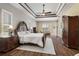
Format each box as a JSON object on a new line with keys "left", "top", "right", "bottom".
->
{"left": 27, "top": 3, "right": 60, "bottom": 15}
{"left": 10, "top": 3, "right": 74, "bottom": 18}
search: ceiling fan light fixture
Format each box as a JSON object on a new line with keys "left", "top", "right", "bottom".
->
{"left": 42, "top": 13, "right": 45, "bottom": 16}
{"left": 37, "top": 4, "right": 56, "bottom": 17}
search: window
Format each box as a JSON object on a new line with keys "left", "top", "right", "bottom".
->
{"left": 42, "top": 23, "right": 49, "bottom": 33}
{"left": 1, "top": 9, "right": 13, "bottom": 36}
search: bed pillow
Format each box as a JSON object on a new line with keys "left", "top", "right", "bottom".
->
{"left": 17, "top": 31, "right": 30, "bottom": 36}
{"left": 26, "top": 31, "right": 30, "bottom": 33}
{"left": 17, "top": 31, "right": 26, "bottom": 36}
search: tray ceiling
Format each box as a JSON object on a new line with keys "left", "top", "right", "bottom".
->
{"left": 27, "top": 3, "right": 60, "bottom": 15}
{"left": 11, "top": 3, "right": 66, "bottom": 18}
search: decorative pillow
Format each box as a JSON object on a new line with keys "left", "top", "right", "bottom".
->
{"left": 26, "top": 31, "right": 30, "bottom": 33}
{"left": 17, "top": 31, "right": 26, "bottom": 36}
{"left": 17, "top": 31, "right": 31, "bottom": 36}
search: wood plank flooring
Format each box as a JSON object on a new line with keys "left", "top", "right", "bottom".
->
{"left": 52, "top": 36, "right": 79, "bottom": 56}
{"left": 0, "top": 36, "right": 79, "bottom": 56}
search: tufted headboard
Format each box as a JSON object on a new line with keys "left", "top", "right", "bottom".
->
{"left": 14, "top": 21, "right": 28, "bottom": 35}
{"left": 13, "top": 21, "right": 28, "bottom": 45}
{"left": 15, "top": 21, "right": 28, "bottom": 32}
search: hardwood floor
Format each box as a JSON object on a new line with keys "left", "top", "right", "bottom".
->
{"left": 0, "top": 36, "right": 79, "bottom": 56}
{"left": 52, "top": 36, "right": 79, "bottom": 56}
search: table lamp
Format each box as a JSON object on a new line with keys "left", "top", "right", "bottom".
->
{"left": 8, "top": 25, "right": 13, "bottom": 36}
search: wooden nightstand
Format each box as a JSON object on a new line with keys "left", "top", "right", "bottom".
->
{"left": 0, "top": 36, "right": 19, "bottom": 52}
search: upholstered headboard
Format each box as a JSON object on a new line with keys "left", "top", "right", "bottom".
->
{"left": 15, "top": 21, "right": 28, "bottom": 32}
{"left": 14, "top": 21, "right": 28, "bottom": 35}
{"left": 14, "top": 21, "right": 28, "bottom": 45}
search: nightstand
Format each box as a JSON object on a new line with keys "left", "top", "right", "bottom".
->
{"left": 0, "top": 35, "right": 19, "bottom": 52}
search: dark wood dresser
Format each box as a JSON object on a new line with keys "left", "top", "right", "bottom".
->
{"left": 0, "top": 36, "right": 19, "bottom": 52}
{"left": 62, "top": 16, "right": 79, "bottom": 49}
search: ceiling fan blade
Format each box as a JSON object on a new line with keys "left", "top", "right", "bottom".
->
{"left": 45, "top": 11, "right": 52, "bottom": 14}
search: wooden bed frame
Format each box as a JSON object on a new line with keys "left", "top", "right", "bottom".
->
{"left": 14, "top": 21, "right": 46, "bottom": 48}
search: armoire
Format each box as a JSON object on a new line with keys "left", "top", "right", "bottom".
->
{"left": 62, "top": 16, "right": 79, "bottom": 49}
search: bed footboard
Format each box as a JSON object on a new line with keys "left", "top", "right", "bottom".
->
{"left": 42, "top": 34, "right": 46, "bottom": 48}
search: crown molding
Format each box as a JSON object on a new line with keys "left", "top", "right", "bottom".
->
{"left": 55, "top": 3, "right": 62, "bottom": 14}
{"left": 19, "top": 3, "right": 69, "bottom": 18}
{"left": 19, "top": 3, "right": 60, "bottom": 18}
{"left": 24, "top": 3, "right": 37, "bottom": 16}
{"left": 56, "top": 3, "right": 66, "bottom": 15}
{"left": 19, "top": 3, "right": 36, "bottom": 17}
{"left": 58, "top": 3, "right": 74, "bottom": 16}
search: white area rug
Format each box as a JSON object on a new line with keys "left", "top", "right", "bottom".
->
{"left": 16, "top": 37, "right": 56, "bottom": 55}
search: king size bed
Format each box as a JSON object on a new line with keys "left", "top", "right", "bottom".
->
{"left": 15, "top": 21, "right": 46, "bottom": 48}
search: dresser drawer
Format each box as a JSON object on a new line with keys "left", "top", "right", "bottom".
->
{"left": 0, "top": 36, "right": 19, "bottom": 52}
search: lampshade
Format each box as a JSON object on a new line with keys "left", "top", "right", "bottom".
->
{"left": 42, "top": 13, "right": 45, "bottom": 16}
{"left": 30, "top": 27, "right": 33, "bottom": 29}
{"left": 8, "top": 25, "right": 13, "bottom": 30}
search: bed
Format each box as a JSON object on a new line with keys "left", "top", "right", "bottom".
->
{"left": 15, "top": 21, "right": 46, "bottom": 48}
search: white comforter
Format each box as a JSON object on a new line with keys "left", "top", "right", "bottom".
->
{"left": 18, "top": 32, "right": 44, "bottom": 47}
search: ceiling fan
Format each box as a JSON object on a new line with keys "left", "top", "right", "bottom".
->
{"left": 41, "top": 4, "right": 52, "bottom": 16}
{"left": 36, "top": 4, "right": 57, "bottom": 17}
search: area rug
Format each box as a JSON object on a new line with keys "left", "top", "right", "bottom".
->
{"left": 16, "top": 37, "right": 56, "bottom": 55}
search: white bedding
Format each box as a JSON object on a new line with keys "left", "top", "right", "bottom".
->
{"left": 17, "top": 32, "right": 44, "bottom": 47}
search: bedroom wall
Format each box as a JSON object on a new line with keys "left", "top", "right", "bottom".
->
{"left": 36, "top": 21, "right": 57, "bottom": 36}
{"left": 0, "top": 3, "right": 36, "bottom": 30}
{"left": 64, "top": 4, "right": 79, "bottom": 16}
{"left": 36, "top": 17, "right": 58, "bottom": 36}
{"left": 57, "top": 16, "right": 63, "bottom": 38}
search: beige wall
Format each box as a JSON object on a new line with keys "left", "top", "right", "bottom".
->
{"left": 64, "top": 4, "right": 79, "bottom": 16}
{"left": 36, "top": 21, "right": 57, "bottom": 36}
